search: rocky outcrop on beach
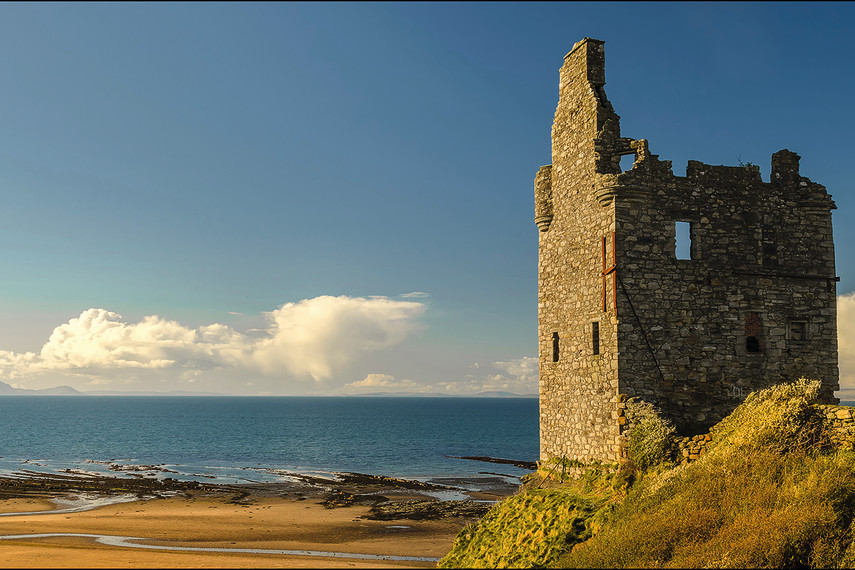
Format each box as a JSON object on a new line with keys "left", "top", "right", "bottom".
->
{"left": 0, "top": 471, "right": 208, "bottom": 499}
{"left": 0, "top": 467, "right": 509, "bottom": 522}
{"left": 364, "top": 499, "right": 492, "bottom": 521}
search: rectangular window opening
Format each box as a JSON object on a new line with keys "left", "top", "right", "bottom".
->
{"left": 552, "top": 332, "right": 560, "bottom": 362}
{"left": 789, "top": 321, "right": 807, "bottom": 342}
{"left": 592, "top": 322, "right": 600, "bottom": 355}
{"left": 745, "top": 312, "right": 763, "bottom": 353}
{"left": 675, "top": 221, "right": 692, "bottom": 260}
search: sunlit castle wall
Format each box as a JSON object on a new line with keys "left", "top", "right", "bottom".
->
{"left": 535, "top": 38, "right": 839, "bottom": 463}
{"left": 537, "top": 39, "right": 620, "bottom": 462}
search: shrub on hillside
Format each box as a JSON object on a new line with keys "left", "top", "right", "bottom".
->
{"left": 708, "top": 377, "right": 830, "bottom": 455}
{"left": 626, "top": 414, "right": 676, "bottom": 470}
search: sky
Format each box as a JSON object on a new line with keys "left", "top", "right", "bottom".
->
{"left": 0, "top": 2, "right": 853, "bottom": 396}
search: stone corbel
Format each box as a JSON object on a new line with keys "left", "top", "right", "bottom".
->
{"left": 594, "top": 183, "right": 652, "bottom": 207}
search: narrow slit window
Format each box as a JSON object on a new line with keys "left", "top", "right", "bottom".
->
{"left": 675, "top": 221, "right": 692, "bottom": 260}
{"left": 592, "top": 322, "right": 600, "bottom": 355}
{"left": 745, "top": 312, "right": 763, "bottom": 353}
{"left": 761, "top": 226, "right": 778, "bottom": 267}
{"left": 552, "top": 332, "right": 559, "bottom": 362}
{"left": 789, "top": 321, "right": 807, "bottom": 342}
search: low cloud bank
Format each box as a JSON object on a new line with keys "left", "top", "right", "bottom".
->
{"left": 342, "top": 356, "right": 538, "bottom": 396}
{"left": 344, "top": 373, "right": 418, "bottom": 390}
{"left": 838, "top": 292, "right": 855, "bottom": 400}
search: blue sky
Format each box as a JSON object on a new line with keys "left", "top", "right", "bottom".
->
{"left": 0, "top": 2, "right": 853, "bottom": 396}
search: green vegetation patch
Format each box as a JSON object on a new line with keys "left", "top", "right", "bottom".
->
{"left": 441, "top": 379, "right": 855, "bottom": 568}
{"left": 437, "top": 488, "right": 603, "bottom": 568}
{"left": 532, "top": 457, "right": 621, "bottom": 490}
{"left": 557, "top": 378, "right": 855, "bottom": 568}
{"left": 707, "top": 377, "right": 829, "bottom": 456}
{"left": 558, "top": 448, "right": 855, "bottom": 568}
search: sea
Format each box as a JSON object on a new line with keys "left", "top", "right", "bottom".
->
{"left": 0, "top": 396, "right": 538, "bottom": 495}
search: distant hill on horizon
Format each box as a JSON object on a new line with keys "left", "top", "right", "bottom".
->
{"left": 0, "top": 381, "right": 537, "bottom": 398}
{"left": 341, "top": 390, "right": 538, "bottom": 398}
{"left": 0, "top": 381, "right": 229, "bottom": 397}
{"left": 0, "top": 381, "right": 81, "bottom": 396}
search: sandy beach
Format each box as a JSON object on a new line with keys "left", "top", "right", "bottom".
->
{"left": 0, "top": 472, "right": 507, "bottom": 568}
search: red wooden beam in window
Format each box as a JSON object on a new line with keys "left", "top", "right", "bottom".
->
{"left": 602, "top": 233, "right": 617, "bottom": 314}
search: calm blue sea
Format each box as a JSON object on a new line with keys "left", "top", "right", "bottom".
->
{"left": 0, "top": 397, "right": 538, "bottom": 491}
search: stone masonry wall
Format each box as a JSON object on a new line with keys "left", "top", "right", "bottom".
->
{"left": 536, "top": 38, "right": 838, "bottom": 463}
{"left": 538, "top": 39, "right": 620, "bottom": 462}
{"left": 611, "top": 151, "right": 838, "bottom": 433}
{"left": 822, "top": 404, "right": 855, "bottom": 450}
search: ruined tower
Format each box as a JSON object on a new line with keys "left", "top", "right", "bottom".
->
{"left": 536, "top": 38, "right": 839, "bottom": 462}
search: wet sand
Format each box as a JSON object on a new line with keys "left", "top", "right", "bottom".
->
{"left": 0, "top": 472, "right": 509, "bottom": 568}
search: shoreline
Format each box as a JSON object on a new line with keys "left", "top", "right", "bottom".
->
{"left": 0, "top": 467, "right": 517, "bottom": 568}
{"left": 0, "top": 454, "right": 531, "bottom": 495}
{"left": 0, "top": 464, "right": 518, "bottom": 501}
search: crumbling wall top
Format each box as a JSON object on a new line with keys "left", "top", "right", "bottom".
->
{"left": 564, "top": 37, "right": 606, "bottom": 86}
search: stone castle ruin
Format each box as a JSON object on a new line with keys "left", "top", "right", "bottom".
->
{"left": 536, "top": 38, "right": 839, "bottom": 462}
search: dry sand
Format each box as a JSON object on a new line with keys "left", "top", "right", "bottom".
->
{"left": 0, "top": 494, "right": 472, "bottom": 568}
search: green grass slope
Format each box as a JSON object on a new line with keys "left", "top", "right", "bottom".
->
{"left": 437, "top": 488, "right": 604, "bottom": 568}
{"left": 440, "top": 379, "right": 855, "bottom": 569}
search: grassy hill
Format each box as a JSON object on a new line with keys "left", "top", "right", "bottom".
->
{"left": 439, "top": 379, "right": 855, "bottom": 568}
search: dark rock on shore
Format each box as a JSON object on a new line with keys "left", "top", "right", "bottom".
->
{"left": 0, "top": 472, "right": 211, "bottom": 499}
{"left": 447, "top": 456, "right": 538, "bottom": 470}
{"left": 321, "top": 490, "right": 389, "bottom": 509}
{"left": 363, "top": 499, "right": 492, "bottom": 521}
{"left": 295, "top": 471, "right": 460, "bottom": 491}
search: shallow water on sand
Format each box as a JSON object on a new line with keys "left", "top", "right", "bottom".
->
{"left": 0, "top": 533, "right": 441, "bottom": 562}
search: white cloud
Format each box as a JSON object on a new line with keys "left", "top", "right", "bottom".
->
{"left": 394, "top": 356, "right": 538, "bottom": 396}
{"left": 250, "top": 296, "right": 426, "bottom": 381}
{"left": 491, "top": 356, "right": 538, "bottom": 382}
{"left": 400, "top": 292, "right": 429, "bottom": 299}
{"left": 0, "top": 295, "right": 427, "bottom": 389}
{"left": 38, "top": 309, "right": 198, "bottom": 370}
{"left": 442, "top": 356, "right": 538, "bottom": 395}
{"left": 335, "top": 357, "right": 539, "bottom": 396}
{"left": 344, "top": 373, "right": 418, "bottom": 390}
